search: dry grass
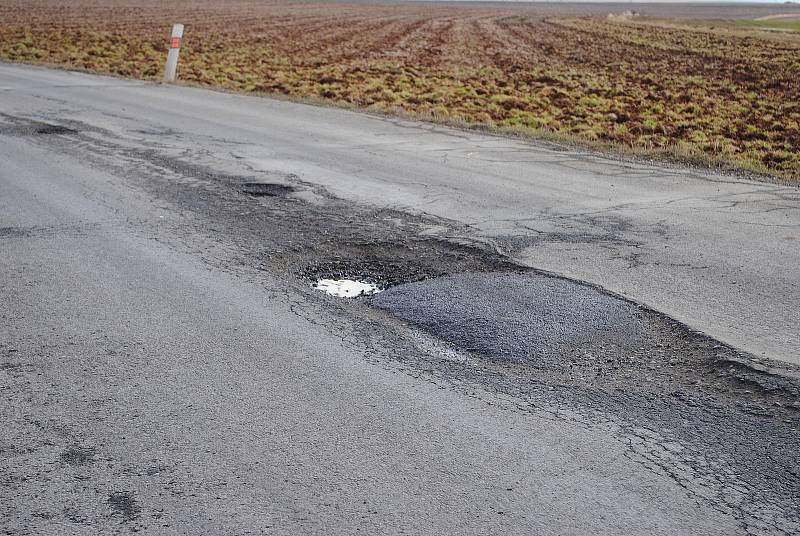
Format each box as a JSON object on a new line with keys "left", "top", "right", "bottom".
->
{"left": 1, "top": 0, "right": 798, "bottom": 180}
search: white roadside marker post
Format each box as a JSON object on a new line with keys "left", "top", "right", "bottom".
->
{"left": 163, "top": 23, "right": 184, "bottom": 83}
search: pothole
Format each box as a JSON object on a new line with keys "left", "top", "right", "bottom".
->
{"left": 33, "top": 124, "right": 77, "bottom": 135}
{"left": 302, "top": 258, "right": 443, "bottom": 299}
{"left": 302, "top": 259, "right": 447, "bottom": 289}
{"left": 312, "top": 278, "right": 383, "bottom": 298}
{"left": 241, "top": 182, "right": 296, "bottom": 197}
{"left": 0, "top": 122, "right": 78, "bottom": 137}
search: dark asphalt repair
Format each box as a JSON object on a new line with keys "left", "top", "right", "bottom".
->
{"left": 371, "top": 273, "right": 643, "bottom": 360}
{"left": 3, "top": 114, "right": 800, "bottom": 533}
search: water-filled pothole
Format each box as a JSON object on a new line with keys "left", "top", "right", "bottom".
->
{"left": 242, "top": 182, "right": 296, "bottom": 197}
{"left": 302, "top": 259, "right": 446, "bottom": 290}
{"left": 313, "top": 279, "right": 383, "bottom": 298}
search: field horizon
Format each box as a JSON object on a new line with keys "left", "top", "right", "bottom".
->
{"left": 1, "top": 0, "right": 798, "bottom": 180}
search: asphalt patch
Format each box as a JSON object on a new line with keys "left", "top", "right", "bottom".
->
{"left": 372, "top": 272, "right": 643, "bottom": 361}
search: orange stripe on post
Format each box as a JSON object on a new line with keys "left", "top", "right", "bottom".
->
{"left": 164, "top": 23, "right": 184, "bottom": 83}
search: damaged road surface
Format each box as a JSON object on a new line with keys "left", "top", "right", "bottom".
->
{"left": 1, "top": 64, "right": 799, "bottom": 535}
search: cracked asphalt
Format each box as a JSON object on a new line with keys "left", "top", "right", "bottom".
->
{"left": 1, "top": 63, "right": 799, "bottom": 535}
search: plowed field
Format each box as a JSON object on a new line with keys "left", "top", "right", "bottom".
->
{"left": 1, "top": 0, "right": 799, "bottom": 179}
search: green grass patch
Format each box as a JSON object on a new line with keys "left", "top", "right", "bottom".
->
{"left": 734, "top": 19, "right": 800, "bottom": 32}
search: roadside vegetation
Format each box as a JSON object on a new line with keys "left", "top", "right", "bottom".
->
{"left": 1, "top": 1, "right": 798, "bottom": 180}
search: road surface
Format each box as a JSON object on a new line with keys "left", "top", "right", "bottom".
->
{"left": 2, "top": 63, "right": 796, "bottom": 365}
{"left": 1, "top": 63, "right": 798, "bottom": 535}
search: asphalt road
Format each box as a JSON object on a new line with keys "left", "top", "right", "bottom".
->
{"left": 1, "top": 63, "right": 796, "bottom": 366}
{"left": 1, "top": 63, "right": 799, "bottom": 535}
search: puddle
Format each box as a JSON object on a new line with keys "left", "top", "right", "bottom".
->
{"left": 313, "top": 278, "right": 383, "bottom": 298}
